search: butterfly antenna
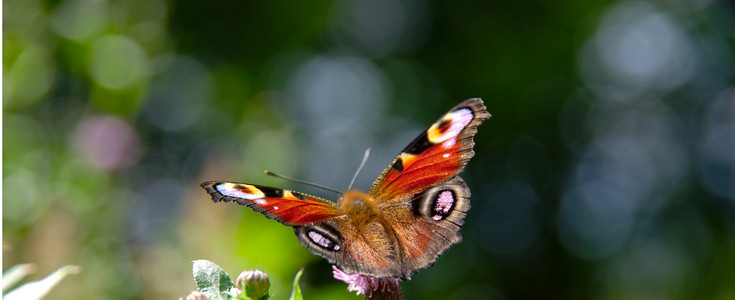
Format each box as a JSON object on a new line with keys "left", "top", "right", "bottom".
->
{"left": 264, "top": 170, "right": 342, "bottom": 194}
{"left": 347, "top": 148, "right": 371, "bottom": 190}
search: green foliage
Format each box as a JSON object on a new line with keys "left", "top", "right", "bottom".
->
{"left": 289, "top": 269, "right": 304, "bottom": 300}
{"left": 192, "top": 260, "right": 236, "bottom": 300}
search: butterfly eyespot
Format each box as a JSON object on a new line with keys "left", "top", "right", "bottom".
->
{"left": 431, "top": 190, "right": 456, "bottom": 221}
{"left": 427, "top": 108, "right": 474, "bottom": 144}
{"left": 296, "top": 224, "right": 343, "bottom": 253}
{"left": 216, "top": 183, "right": 265, "bottom": 200}
{"left": 413, "top": 185, "right": 465, "bottom": 223}
{"left": 307, "top": 230, "right": 341, "bottom": 251}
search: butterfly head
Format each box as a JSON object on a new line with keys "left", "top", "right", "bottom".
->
{"left": 340, "top": 190, "right": 381, "bottom": 223}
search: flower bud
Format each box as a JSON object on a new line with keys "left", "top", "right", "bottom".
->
{"left": 180, "top": 291, "right": 210, "bottom": 300}
{"left": 236, "top": 269, "right": 270, "bottom": 300}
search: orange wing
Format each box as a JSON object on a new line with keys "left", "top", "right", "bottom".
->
{"left": 369, "top": 98, "right": 490, "bottom": 201}
{"left": 201, "top": 182, "right": 342, "bottom": 226}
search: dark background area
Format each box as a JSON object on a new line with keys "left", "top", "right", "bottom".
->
{"left": 4, "top": 0, "right": 735, "bottom": 298}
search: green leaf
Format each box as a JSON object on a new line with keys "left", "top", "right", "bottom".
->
{"left": 192, "top": 260, "right": 235, "bottom": 300}
{"left": 289, "top": 268, "right": 304, "bottom": 300}
{"left": 3, "top": 265, "right": 80, "bottom": 300}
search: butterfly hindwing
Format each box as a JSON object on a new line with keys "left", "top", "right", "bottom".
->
{"left": 369, "top": 98, "right": 490, "bottom": 202}
{"left": 388, "top": 176, "right": 471, "bottom": 277}
{"left": 297, "top": 176, "right": 472, "bottom": 279}
{"left": 294, "top": 216, "right": 407, "bottom": 278}
{"left": 201, "top": 181, "right": 342, "bottom": 226}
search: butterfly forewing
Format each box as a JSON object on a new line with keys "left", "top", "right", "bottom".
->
{"left": 201, "top": 181, "right": 342, "bottom": 226}
{"left": 360, "top": 98, "right": 488, "bottom": 278}
{"left": 369, "top": 98, "right": 490, "bottom": 201}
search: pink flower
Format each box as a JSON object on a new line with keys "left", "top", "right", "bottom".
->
{"left": 332, "top": 266, "right": 403, "bottom": 299}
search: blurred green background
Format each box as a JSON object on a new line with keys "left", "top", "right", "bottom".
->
{"left": 4, "top": 0, "right": 735, "bottom": 299}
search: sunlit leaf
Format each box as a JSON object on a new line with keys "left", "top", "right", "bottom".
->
{"left": 192, "top": 260, "right": 235, "bottom": 300}
{"left": 289, "top": 268, "right": 304, "bottom": 300}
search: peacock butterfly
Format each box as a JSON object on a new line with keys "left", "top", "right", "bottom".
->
{"left": 201, "top": 98, "right": 490, "bottom": 279}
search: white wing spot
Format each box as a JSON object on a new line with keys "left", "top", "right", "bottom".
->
{"left": 432, "top": 190, "right": 455, "bottom": 221}
{"left": 428, "top": 108, "right": 473, "bottom": 144}
{"left": 216, "top": 183, "right": 264, "bottom": 200}
{"left": 308, "top": 231, "right": 340, "bottom": 251}
{"left": 254, "top": 199, "right": 267, "bottom": 205}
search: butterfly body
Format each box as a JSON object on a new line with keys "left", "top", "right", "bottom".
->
{"left": 202, "top": 98, "right": 490, "bottom": 279}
